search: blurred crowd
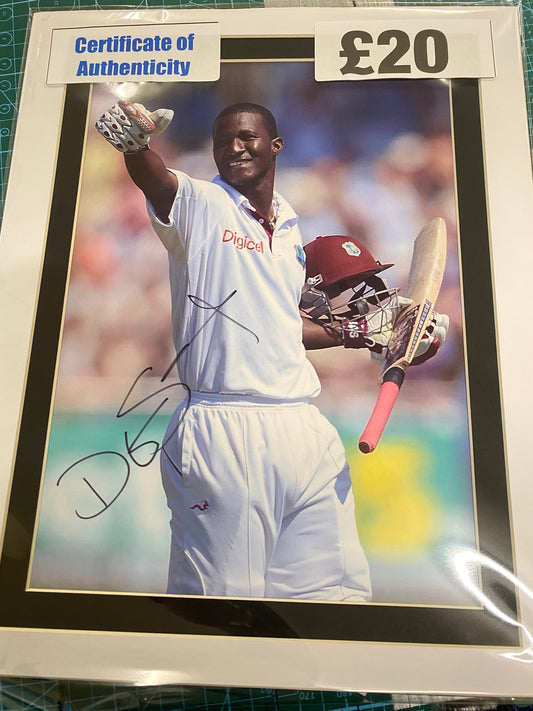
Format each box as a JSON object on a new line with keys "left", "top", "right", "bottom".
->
{"left": 54, "top": 65, "right": 465, "bottom": 412}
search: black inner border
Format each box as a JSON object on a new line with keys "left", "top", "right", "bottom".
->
{"left": 0, "top": 38, "right": 518, "bottom": 647}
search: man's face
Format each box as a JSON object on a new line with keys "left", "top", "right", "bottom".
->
{"left": 213, "top": 111, "right": 283, "bottom": 192}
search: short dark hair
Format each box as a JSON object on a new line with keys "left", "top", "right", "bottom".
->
{"left": 213, "top": 103, "right": 279, "bottom": 139}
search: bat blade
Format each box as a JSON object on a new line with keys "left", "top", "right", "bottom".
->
{"left": 358, "top": 217, "right": 447, "bottom": 454}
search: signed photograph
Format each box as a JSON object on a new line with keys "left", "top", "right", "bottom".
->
{"left": 28, "top": 66, "right": 476, "bottom": 608}
{"left": 0, "top": 5, "right": 532, "bottom": 693}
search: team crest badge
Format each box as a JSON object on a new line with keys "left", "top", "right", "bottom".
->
{"left": 295, "top": 244, "right": 306, "bottom": 268}
{"left": 342, "top": 241, "right": 361, "bottom": 257}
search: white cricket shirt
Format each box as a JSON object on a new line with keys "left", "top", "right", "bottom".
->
{"left": 148, "top": 171, "right": 321, "bottom": 399}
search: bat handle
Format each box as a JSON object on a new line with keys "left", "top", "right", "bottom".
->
{"left": 358, "top": 367, "right": 405, "bottom": 454}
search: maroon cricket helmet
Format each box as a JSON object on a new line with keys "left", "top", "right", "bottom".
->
{"left": 304, "top": 235, "right": 393, "bottom": 298}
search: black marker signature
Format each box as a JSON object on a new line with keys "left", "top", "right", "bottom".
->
{"left": 56, "top": 291, "right": 258, "bottom": 519}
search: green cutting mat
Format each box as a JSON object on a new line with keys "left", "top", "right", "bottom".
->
{"left": 0, "top": 679, "right": 417, "bottom": 710}
{"left": 1, "top": 0, "right": 533, "bottom": 708}
{"left": 1, "top": 677, "right": 528, "bottom": 710}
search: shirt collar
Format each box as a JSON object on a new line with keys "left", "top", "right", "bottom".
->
{"left": 212, "top": 175, "right": 298, "bottom": 226}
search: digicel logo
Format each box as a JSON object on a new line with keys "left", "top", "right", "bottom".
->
{"left": 222, "top": 229, "right": 264, "bottom": 253}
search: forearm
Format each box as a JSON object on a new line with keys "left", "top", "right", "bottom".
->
{"left": 124, "top": 148, "right": 177, "bottom": 223}
{"left": 301, "top": 313, "right": 343, "bottom": 350}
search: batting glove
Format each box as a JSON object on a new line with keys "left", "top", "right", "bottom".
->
{"left": 341, "top": 294, "right": 408, "bottom": 350}
{"left": 369, "top": 311, "right": 450, "bottom": 366}
{"left": 95, "top": 99, "right": 174, "bottom": 153}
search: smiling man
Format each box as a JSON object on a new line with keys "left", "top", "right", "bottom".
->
{"left": 95, "top": 99, "right": 376, "bottom": 601}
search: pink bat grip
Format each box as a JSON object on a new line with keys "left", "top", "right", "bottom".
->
{"left": 358, "top": 378, "right": 402, "bottom": 454}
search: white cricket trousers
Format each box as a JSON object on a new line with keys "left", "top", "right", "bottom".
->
{"left": 160, "top": 392, "right": 371, "bottom": 601}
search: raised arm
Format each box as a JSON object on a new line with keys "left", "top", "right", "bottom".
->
{"left": 124, "top": 149, "right": 177, "bottom": 224}
{"left": 95, "top": 100, "right": 177, "bottom": 223}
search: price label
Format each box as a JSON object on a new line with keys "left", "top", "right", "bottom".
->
{"left": 315, "top": 19, "right": 495, "bottom": 81}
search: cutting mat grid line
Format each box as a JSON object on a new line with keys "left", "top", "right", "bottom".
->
{"left": 0, "top": 680, "right": 422, "bottom": 711}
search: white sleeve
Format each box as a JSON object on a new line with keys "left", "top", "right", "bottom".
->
{"left": 146, "top": 170, "right": 216, "bottom": 260}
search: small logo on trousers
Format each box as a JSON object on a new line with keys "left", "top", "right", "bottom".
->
{"left": 190, "top": 500, "right": 209, "bottom": 511}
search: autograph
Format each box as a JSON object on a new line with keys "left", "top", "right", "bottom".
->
{"left": 56, "top": 291, "right": 258, "bottom": 519}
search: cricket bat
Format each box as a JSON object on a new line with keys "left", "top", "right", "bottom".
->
{"left": 358, "top": 217, "right": 447, "bottom": 454}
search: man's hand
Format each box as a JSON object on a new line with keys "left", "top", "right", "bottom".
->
{"left": 95, "top": 100, "right": 174, "bottom": 153}
{"left": 341, "top": 295, "right": 449, "bottom": 366}
{"left": 340, "top": 294, "right": 408, "bottom": 352}
{"left": 364, "top": 311, "right": 449, "bottom": 366}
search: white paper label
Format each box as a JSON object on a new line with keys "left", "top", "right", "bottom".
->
{"left": 315, "top": 19, "right": 495, "bottom": 80}
{"left": 47, "top": 23, "right": 220, "bottom": 84}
